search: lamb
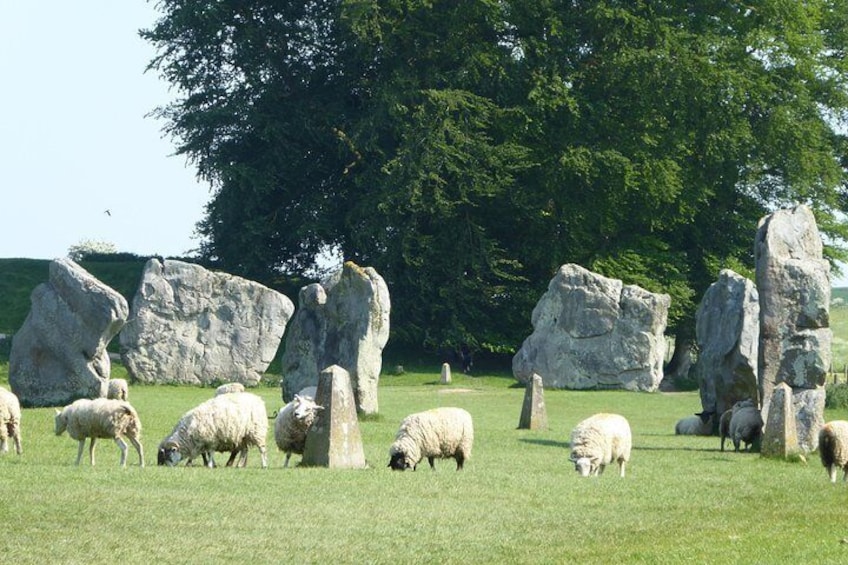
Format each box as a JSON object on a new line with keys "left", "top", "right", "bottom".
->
{"left": 157, "top": 392, "right": 268, "bottom": 468}
{"left": 819, "top": 420, "right": 848, "bottom": 483}
{"left": 54, "top": 398, "right": 144, "bottom": 467}
{"left": 674, "top": 410, "right": 715, "bottom": 436}
{"left": 728, "top": 399, "right": 763, "bottom": 452}
{"left": 0, "top": 387, "right": 22, "bottom": 455}
{"left": 106, "top": 378, "right": 129, "bottom": 401}
{"left": 388, "top": 407, "right": 474, "bottom": 471}
{"left": 215, "top": 382, "right": 245, "bottom": 396}
{"left": 274, "top": 394, "right": 324, "bottom": 467}
{"left": 569, "top": 413, "right": 631, "bottom": 478}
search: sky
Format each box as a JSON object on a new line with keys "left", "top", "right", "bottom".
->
{"left": 0, "top": 2, "right": 210, "bottom": 260}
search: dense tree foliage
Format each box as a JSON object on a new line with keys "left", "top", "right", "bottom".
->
{"left": 143, "top": 0, "right": 848, "bottom": 353}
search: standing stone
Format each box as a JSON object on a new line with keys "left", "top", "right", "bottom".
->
{"left": 755, "top": 204, "right": 830, "bottom": 451}
{"left": 695, "top": 270, "right": 760, "bottom": 417}
{"left": 9, "top": 258, "right": 127, "bottom": 407}
{"left": 440, "top": 363, "right": 452, "bottom": 385}
{"left": 518, "top": 374, "right": 548, "bottom": 430}
{"left": 512, "top": 264, "right": 670, "bottom": 391}
{"left": 301, "top": 365, "right": 367, "bottom": 469}
{"left": 761, "top": 382, "right": 799, "bottom": 458}
{"left": 280, "top": 284, "right": 327, "bottom": 399}
{"left": 282, "top": 262, "right": 391, "bottom": 414}
{"left": 120, "top": 259, "right": 293, "bottom": 386}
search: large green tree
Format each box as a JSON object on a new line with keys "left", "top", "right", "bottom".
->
{"left": 143, "top": 0, "right": 848, "bottom": 354}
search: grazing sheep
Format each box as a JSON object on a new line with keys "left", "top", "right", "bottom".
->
{"left": 674, "top": 410, "right": 715, "bottom": 436}
{"left": 569, "top": 413, "right": 632, "bottom": 478}
{"left": 819, "top": 421, "right": 848, "bottom": 483}
{"left": 719, "top": 408, "right": 734, "bottom": 451}
{"left": 106, "top": 378, "right": 129, "bottom": 401}
{"left": 274, "top": 394, "right": 324, "bottom": 467}
{"left": 388, "top": 407, "right": 474, "bottom": 471}
{"left": 158, "top": 392, "right": 268, "bottom": 468}
{"left": 0, "top": 387, "right": 22, "bottom": 455}
{"left": 728, "top": 399, "right": 763, "bottom": 452}
{"left": 215, "top": 382, "right": 245, "bottom": 396}
{"left": 54, "top": 398, "right": 144, "bottom": 467}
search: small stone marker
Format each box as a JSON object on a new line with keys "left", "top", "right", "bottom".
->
{"left": 301, "top": 365, "right": 367, "bottom": 469}
{"left": 440, "top": 363, "right": 452, "bottom": 384}
{"left": 761, "top": 382, "right": 800, "bottom": 458}
{"left": 518, "top": 374, "right": 548, "bottom": 430}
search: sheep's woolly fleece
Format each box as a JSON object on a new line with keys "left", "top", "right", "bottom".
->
{"left": 274, "top": 394, "right": 323, "bottom": 467}
{"left": 389, "top": 407, "right": 474, "bottom": 471}
{"left": 158, "top": 392, "right": 268, "bottom": 468}
{"left": 819, "top": 420, "right": 848, "bottom": 483}
{"left": 728, "top": 401, "right": 763, "bottom": 452}
{"left": 0, "top": 387, "right": 22, "bottom": 455}
{"left": 54, "top": 398, "right": 144, "bottom": 467}
{"left": 569, "top": 413, "right": 632, "bottom": 478}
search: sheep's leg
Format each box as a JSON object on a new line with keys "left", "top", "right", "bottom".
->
{"left": 206, "top": 452, "right": 216, "bottom": 468}
{"left": 0, "top": 438, "right": 7, "bottom": 454}
{"left": 225, "top": 450, "right": 239, "bottom": 467}
{"left": 115, "top": 437, "right": 128, "bottom": 467}
{"left": 284, "top": 452, "right": 292, "bottom": 468}
{"left": 428, "top": 456, "right": 436, "bottom": 470}
{"left": 89, "top": 437, "right": 98, "bottom": 466}
{"left": 75, "top": 440, "right": 86, "bottom": 465}
{"left": 829, "top": 465, "right": 838, "bottom": 483}
{"left": 841, "top": 466, "right": 847, "bottom": 483}
{"left": 239, "top": 449, "right": 249, "bottom": 467}
{"left": 619, "top": 461, "right": 626, "bottom": 478}
{"left": 13, "top": 434, "right": 22, "bottom": 455}
{"left": 128, "top": 436, "right": 144, "bottom": 467}
{"left": 259, "top": 446, "right": 267, "bottom": 469}
{"left": 455, "top": 453, "right": 465, "bottom": 471}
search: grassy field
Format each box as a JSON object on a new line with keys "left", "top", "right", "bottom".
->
{"left": 2, "top": 363, "right": 848, "bottom": 564}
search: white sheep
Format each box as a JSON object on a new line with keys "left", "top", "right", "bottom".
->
{"left": 728, "top": 399, "right": 763, "bottom": 452}
{"left": 819, "top": 420, "right": 848, "bottom": 483}
{"left": 0, "top": 387, "right": 22, "bottom": 455}
{"left": 215, "top": 382, "right": 245, "bottom": 396}
{"left": 54, "top": 398, "right": 144, "bottom": 467}
{"left": 158, "top": 392, "right": 268, "bottom": 468}
{"left": 674, "top": 410, "right": 715, "bottom": 436}
{"left": 388, "top": 407, "right": 474, "bottom": 471}
{"left": 274, "top": 394, "right": 324, "bottom": 467}
{"left": 569, "top": 413, "right": 632, "bottom": 478}
{"left": 106, "top": 378, "right": 129, "bottom": 401}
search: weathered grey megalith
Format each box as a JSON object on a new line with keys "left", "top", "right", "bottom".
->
{"left": 755, "top": 204, "right": 830, "bottom": 452}
{"left": 9, "top": 258, "right": 127, "bottom": 407}
{"left": 301, "top": 365, "right": 367, "bottom": 469}
{"left": 761, "top": 382, "right": 800, "bottom": 458}
{"left": 518, "top": 374, "right": 548, "bottom": 430}
{"left": 695, "top": 269, "right": 760, "bottom": 418}
{"left": 281, "top": 262, "right": 390, "bottom": 414}
{"left": 120, "top": 259, "right": 293, "bottom": 386}
{"left": 512, "top": 264, "right": 670, "bottom": 391}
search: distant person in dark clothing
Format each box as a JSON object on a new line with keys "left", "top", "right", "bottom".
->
{"left": 460, "top": 343, "right": 473, "bottom": 374}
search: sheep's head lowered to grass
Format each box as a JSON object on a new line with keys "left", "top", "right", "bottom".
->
{"left": 157, "top": 441, "right": 182, "bottom": 466}
{"left": 388, "top": 451, "right": 414, "bottom": 471}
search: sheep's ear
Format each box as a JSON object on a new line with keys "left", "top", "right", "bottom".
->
{"left": 54, "top": 409, "right": 61, "bottom": 416}
{"left": 315, "top": 405, "right": 325, "bottom": 411}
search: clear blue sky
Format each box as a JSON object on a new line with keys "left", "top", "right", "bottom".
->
{"left": 1, "top": 3, "right": 845, "bottom": 287}
{"left": 0, "top": 2, "right": 209, "bottom": 260}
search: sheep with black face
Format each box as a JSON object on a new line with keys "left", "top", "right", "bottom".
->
{"left": 388, "top": 407, "right": 473, "bottom": 471}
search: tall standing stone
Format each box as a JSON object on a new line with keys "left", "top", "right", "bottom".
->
{"left": 440, "top": 363, "right": 452, "bottom": 384}
{"left": 120, "top": 259, "right": 293, "bottom": 386}
{"left": 518, "top": 374, "right": 548, "bottom": 430}
{"left": 761, "top": 382, "right": 800, "bottom": 458}
{"left": 301, "top": 365, "right": 367, "bottom": 469}
{"left": 755, "top": 204, "right": 830, "bottom": 451}
{"left": 9, "top": 258, "right": 127, "bottom": 407}
{"left": 695, "top": 269, "right": 760, "bottom": 417}
{"left": 512, "top": 264, "right": 670, "bottom": 391}
{"left": 281, "top": 262, "right": 390, "bottom": 414}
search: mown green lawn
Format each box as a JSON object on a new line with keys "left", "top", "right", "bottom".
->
{"left": 2, "top": 363, "right": 848, "bottom": 564}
